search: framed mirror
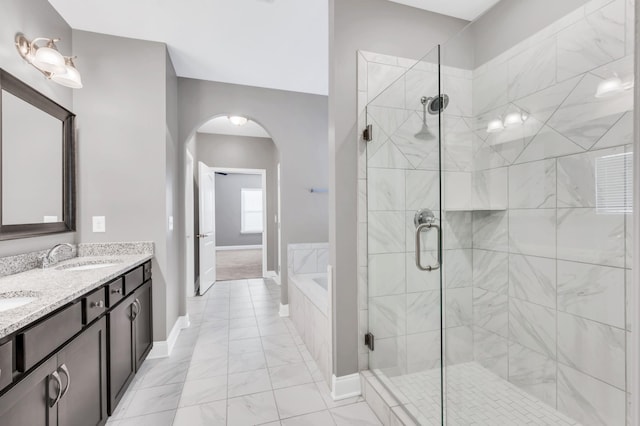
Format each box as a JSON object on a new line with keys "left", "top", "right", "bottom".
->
{"left": 0, "top": 69, "right": 76, "bottom": 240}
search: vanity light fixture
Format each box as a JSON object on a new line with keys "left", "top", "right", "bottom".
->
{"left": 15, "top": 33, "right": 83, "bottom": 89}
{"left": 228, "top": 115, "right": 248, "bottom": 126}
{"left": 595, "top": 74, "right": 634, "bottom": 98}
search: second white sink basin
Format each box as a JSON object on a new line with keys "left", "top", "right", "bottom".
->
{"left": 0, "top": 292, "right": 39, "bottom": 312}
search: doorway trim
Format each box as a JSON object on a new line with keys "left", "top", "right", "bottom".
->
{"left": 185, "top": 150, "right": 196, "bottom": 297}
{"left": 210, "top": 167, "right": 268, "bottom": 278}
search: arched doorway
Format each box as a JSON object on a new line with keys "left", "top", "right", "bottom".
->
{"left": 184, "top": 114, "right": 281, "bottom": 297}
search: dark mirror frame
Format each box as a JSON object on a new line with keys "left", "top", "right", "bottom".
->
{"left": 0, "top": 69, "right": 76, "bottom": 240}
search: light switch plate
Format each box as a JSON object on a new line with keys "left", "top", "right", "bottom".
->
{"left": 92, "top": 216, "right": 106, "bottom": 233}
{"left": 169, "top": 216, "right": 174, "bottom": 231}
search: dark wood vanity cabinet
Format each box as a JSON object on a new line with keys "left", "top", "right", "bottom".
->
{"left": 0, "top": 318, "right": 108, "bottom": 426}
{"left": 107, "top": 277, "right": 153, "bottom": 415}
{"left": 107, "top": 291, "right": 136, "bottom": 413}
{"left": 133, "top": 281, "right": 153, "bottom": 369}
{"left": 0, "top": 261, "right": 152, "bottom": 425}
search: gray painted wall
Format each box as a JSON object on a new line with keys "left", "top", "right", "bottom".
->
{"left": 471, "top": 0, "right": 591, "bottom": 66}
{"left": 178, "top": 79, "right": 328, "bottom": 303}
{"left": 216, "top": 174, "right": 262, "bottom": 247}
{"left": 73, "top": 30, "right": 182, "bottom": 341}
{"left": 0, "top": 0, "right": 75, "bottom": 256}
{"left": 196, "top": 133, "right": 277, "bottom": 270}
{"left": 329, "top": 0, "right": 468, "bottom": 377}
{"left": 215, "top": 173, "right": 263, "bottom": 247}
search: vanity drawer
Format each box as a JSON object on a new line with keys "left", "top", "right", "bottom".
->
{"left": 124, "top": 266, "right": 144, "bottom": 295}
{"left": 17, "top": 302, "right": 83, "bottom": 372}
{"left": 83, "top": 287, "right": 106, "bottom": 325}
{"left": 143, "top": 261, "right": 152, "bottom": 282}
{"left": 107, "top": 278, "right": 125, "bottom": 307}
{"left": 0, "top": 340, "right": 12, "bottom": 392}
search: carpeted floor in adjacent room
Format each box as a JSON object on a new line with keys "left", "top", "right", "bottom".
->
{"left": 216, "top": 249, "right": 263, "bottom": 281}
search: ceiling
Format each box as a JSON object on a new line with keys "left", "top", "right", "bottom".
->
{"left": 387, "top": 0, "right": 501, "bottom": 21}
{"left": 48, "top": 0, "right": 498, "bottom": 96}
{"left": 198, "top": 116, "right": 271, "bottom": 138}
{"left": 48, "top": 0, "right": 329, "bottom": 95}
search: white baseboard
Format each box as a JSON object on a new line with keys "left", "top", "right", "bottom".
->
{"left": 279, "top": 303, "right": 289, "bottom": 317}
{"left": 331, "top": 373, "right": 362, "bottom": 401}
{"left": 147, "top": 314, "right": 190, "bottom": 359}
{"left": 267, "top": 270, "right": 281, "bottom": 285}
{"left": 216, "top": 245, "right": 262, "bottom": 251}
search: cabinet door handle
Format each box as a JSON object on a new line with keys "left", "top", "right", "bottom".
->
{"left": 91, "top": 300, "right": 105, "bottom": 309}
{"left": 112, "top": 288, "right": 122, "bottom": 295}
{"left": 49, "top": 371, "right": 63, "bottom": 407}
{"left": 58, "top": 364, "right": 71, "bottom": 400}
{"left": 131, "top": 299, "right": 140, "bottom": 320}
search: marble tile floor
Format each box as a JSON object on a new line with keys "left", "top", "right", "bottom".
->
{"left": 386, "top": 362, "right": 580, "bottom": 426}
{"left": 106, "top": 278, "right": 380, "bottom": 426}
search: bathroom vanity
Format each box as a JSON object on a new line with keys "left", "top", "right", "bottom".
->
{"left": 0, "top": 255, "right": 153, "bottom": 426}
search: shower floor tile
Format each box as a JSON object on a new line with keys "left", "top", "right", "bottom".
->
{"left": 386, "top": 362, "right": 580, "bottom": 426}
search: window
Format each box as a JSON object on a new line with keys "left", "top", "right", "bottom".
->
{"left": 241, "top": 188, "right": 263, "bottom": 233}
{"left": 596, "top": 152, "right": 633, "bottom": 214}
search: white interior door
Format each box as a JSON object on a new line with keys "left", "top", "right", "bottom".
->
{"left": 185, "top": 151, "right": 195, "bottom": 297}
{"left": 198, "top": 162, "right": 216, "bottom": 294}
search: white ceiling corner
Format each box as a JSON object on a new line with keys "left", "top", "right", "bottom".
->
{"left": 198, "top": 116, "right": 271, "bottom": 138}
{"left": 387, "top": 0, "right": 501, "bottom": 21}
{"left": 48, "top": 0, "right": 329, "bottom": 95}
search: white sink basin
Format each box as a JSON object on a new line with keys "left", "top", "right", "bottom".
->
{"left": 57, "top": 262, "right": 121, "bottom": 271}
{"left": 0, "top": 293, "right": 38, "bottom": 312}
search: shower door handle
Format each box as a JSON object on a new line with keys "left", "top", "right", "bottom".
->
{"left": 415, "top": 222, "right": 441, "bottom": 271}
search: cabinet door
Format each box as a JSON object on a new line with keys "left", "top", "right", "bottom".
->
{"left": 107, "top": 293, "right": 135, "bottom": 415}
{"left": 0, "top": 356, "right": 58, "bottom": 426}
{"left": 57, "top": 317, "right": 108, "bottom": 426}
{"left": 133, "top": 281, "right": 152, "bottom": 371}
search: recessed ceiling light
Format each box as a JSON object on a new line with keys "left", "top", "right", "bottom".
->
{"left": 228, "top": 116, "right": 248, "bottom": 126}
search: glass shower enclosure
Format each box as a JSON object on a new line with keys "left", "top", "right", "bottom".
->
{"left": 363, "top": 0, "right": 635, "bottom": 424}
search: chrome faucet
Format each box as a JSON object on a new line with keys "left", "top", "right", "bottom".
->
{"left": 42, "top": 243, "right": 74, "bottom": 269}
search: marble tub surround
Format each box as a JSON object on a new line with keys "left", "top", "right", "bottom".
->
{"left": 289, "top": 279, "right": 332, "bottom": 386}
{"left": 287, "top": 244, "right": 331, "bottom": 386}
{"left": 77, "top": 241, "right": 154, "bottom": 257}
{"left": 287, "top": 243, "right": 329, "bottom": 276}
{"left": 0, "top": 253, "right": 152, "bottom": 339}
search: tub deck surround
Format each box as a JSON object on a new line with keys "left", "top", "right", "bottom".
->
{"left": 0, "top": 254, "right": 152, "bottom": 339}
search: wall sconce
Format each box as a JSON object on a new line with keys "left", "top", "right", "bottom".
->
{"left": 15, "top": 34, "right": 83, "bottom": 89}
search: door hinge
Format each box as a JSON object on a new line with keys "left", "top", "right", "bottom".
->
{"left": 363, "top": 124, "right": 373, "bottom": 142}
{"left": 364, "top": 332, "right": 375, "bottom": 351}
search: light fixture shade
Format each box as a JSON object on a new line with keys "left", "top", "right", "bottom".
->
{"left": 486, "top": 118, "right": 504, "bottom": 133}
{"left": 33, "top": 45, "right": 66, "bottom": 74}
{"left": 52, "top": 59, "right": 83, "bottom": 89}
{"left": 504, "top": 112, "right": 524, "bottom": 128}
{"left": 229, "top": 116, "right": 248, "bottom": 126}
{"left": 596, "top": 77, "right": 623, "bottom": 98}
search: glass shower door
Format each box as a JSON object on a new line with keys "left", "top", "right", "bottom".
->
{"left": 365, "top": 46, "right": 445, "bottom": 425}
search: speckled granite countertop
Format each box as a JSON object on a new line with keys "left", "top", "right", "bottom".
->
{"left": 0, "top": 254, "right": 152, "bottom": 340}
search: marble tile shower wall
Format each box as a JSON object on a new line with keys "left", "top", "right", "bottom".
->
{"left": 467, "top": 0, "right": 634, "bottom": 424}
{"left": 358, "top": 0, "right": 634, "bottom": 424}
{"left": 357, "top": 50, "right": 476, "bottom": 376}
